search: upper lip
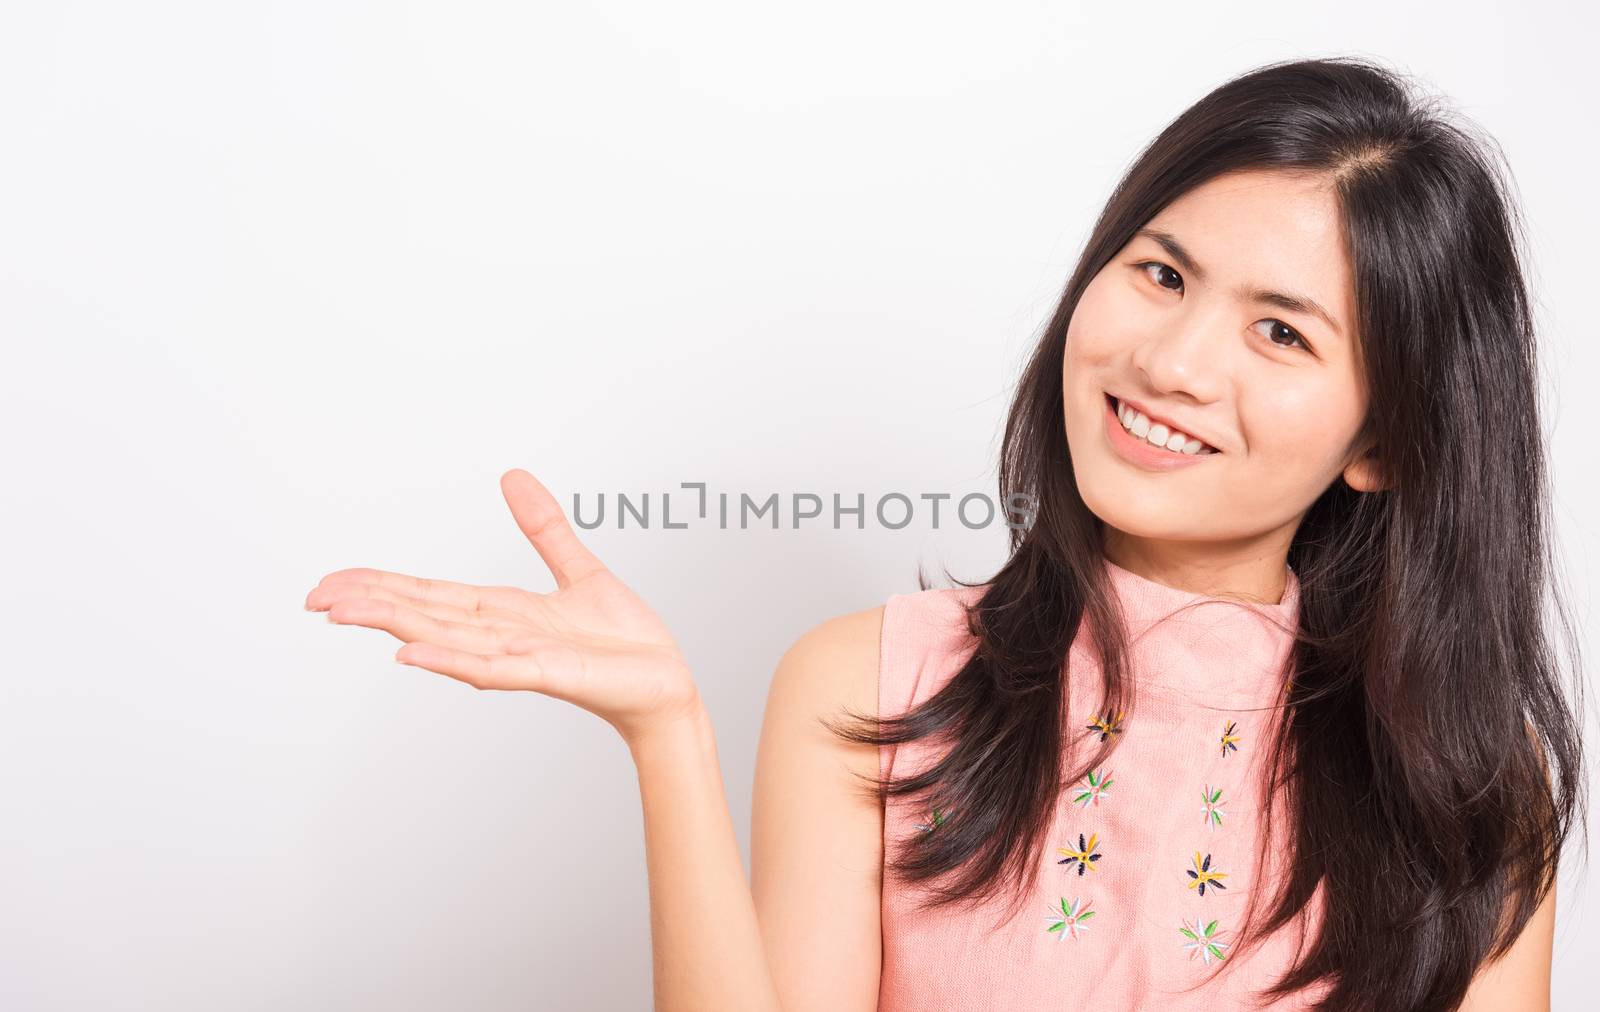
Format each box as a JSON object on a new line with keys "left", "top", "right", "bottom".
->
{"left": 1108, "top": 392, "right": 1223, "bottom": 452}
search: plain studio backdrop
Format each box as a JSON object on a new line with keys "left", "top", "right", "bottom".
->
{"left": 3, "top": 2, "right": 1597, "bottom": 1007}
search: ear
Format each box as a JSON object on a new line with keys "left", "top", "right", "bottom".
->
{"left": 1342, "top": 441, "right": 1391, "bottom": 493}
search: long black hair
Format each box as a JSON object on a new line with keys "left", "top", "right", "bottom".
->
{"left": 827, "top": 56, "right": 1587, "bottom": 1010}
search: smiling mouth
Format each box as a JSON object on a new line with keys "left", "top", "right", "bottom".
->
{"left": 1105, "top": 393, "right": 1220, "bottom": 456}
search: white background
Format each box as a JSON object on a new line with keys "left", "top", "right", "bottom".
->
{"left": 3, "top": 1, "right": 1596, "bottom": 1007}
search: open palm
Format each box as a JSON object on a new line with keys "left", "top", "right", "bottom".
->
{"left": 304, "top": 469, "right": 701, "bottom": 744}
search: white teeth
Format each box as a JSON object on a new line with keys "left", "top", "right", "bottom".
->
{"left": 1120, "top": 403, "right": 1150, "bottom": 438}
{"left": 1115, "top": 399, "right": 1217, "bottom": 455}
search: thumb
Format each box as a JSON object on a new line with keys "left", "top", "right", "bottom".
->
{"left": 499, "top": 468, "right": 607, "bottom": 590}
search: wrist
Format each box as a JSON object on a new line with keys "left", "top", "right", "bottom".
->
{"left": 623, "top": 699, "right": 715, "bottom": 760}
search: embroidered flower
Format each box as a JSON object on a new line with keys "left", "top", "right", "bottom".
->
{"left": 1200, "top": 784, "right": 1226, "bottom": 829}
{"left": 1044, "top": 897, "right": 1096, "bottom": 940}
{"left": 1086, "top": 710, "right": 1126, "bottom": 742}
{"left": 1219, "top": 720, "right": 1241, "bottom": 757}
{"left": 913, "top": 807, "right": 949, "bottom": 833}
{"left": 1056, "top": 832, "right": 1103, "bottom": 876}
{"left": 1072, "top": 768, "right": 1113, "bottom": 808}
{"left": 1186, "top": 851, "right": 1228, "bottom": 896}
{"left": 1178, "top": 916, "right": 1229, "bottom": 966}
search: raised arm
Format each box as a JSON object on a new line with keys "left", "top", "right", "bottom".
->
{"left": 302, "top": 469, "right": 873, "bottom": 1012}
{"left": 626, "top": 697, "right": 784, "bottom": 1010}
{"left": 625, "top": 605, "right": 884, "bottom": 1012}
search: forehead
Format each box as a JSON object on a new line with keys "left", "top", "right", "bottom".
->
{"left": 1143, "top": 169, "right": 1356, "bottom": 326}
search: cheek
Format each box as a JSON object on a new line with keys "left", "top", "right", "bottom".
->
{"left": 1064, "top": 277, "right": 1128, "bottom": 366}
{"left": 1246, "top": 391, "right": 1361, "bottom": 478}
{"left": 1062, "top": 279, "right": 1134, "bottom": 418}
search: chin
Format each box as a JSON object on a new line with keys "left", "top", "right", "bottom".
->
{"left": 1077, "top": 469, "right": 1199, "bottom": 539}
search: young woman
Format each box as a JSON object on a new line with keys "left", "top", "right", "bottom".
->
{"left": 303, "top": 57, "right": 1585, "bottom": 1010}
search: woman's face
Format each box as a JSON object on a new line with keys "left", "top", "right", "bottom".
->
{"left": 1063, "top": 168, "right": 1379, "bottom": 563}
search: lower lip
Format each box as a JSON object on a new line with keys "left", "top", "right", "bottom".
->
{"left": 1103, "top": 393, "right": 1219, "bottom": 472}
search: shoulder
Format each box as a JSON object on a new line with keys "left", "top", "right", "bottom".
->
{"left": 754, "top": 606, "right": 891, "bottom": 1007}
{"left": 782, "top": 602, "right": 887, "bottom": 665}
{"left": 756, "top": 606, "right": 885, "bottom": 809}
{"left": 761, "top": 585, "right": 989, "bottom": 746}
{"left": 1458, "top": 882, "right": 1556, "bottom": 1010}
{"left": 769, "top": 585, "right": 984, "bottom": 704}
{"left": 770, "top": 603, "right": 885, "bottom": 715}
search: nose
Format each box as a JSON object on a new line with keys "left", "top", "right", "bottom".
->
{"left": 1128, "top": 301, "right": 1231, "bottom": 404}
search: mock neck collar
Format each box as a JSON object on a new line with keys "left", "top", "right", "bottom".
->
{"left": 1091, "top": 554, "right": 1302, "bottom": 708}
{"left": 1101, "top": 555, "right": 1300, "bottom": 625}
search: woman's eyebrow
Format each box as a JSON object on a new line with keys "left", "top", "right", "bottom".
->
{"left": 1137, "top": 227, "right": 1211, "bottom": 282}
{"left": 1135, "top": 226, "right": 1345, "bottom": 339}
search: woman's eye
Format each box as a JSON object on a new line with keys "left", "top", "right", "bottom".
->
{"left": 1251, "top": 318, "right": 1312, "bottom": 353}
{"left": 1137, "top": 261, "right": 1184, "bottom": 291}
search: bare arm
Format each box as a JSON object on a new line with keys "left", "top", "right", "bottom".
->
{"left": 1456, "top": 884, "right": 1555, "bottom": 1011}
{"left": 1458, "top": 721, "right": 1560, "bottom": 1011}
{"left": 628, "top": 708, "right": 784, "bottom": 1012}
{"left": 751, "top": 608, "right": 885, "bottom": 1010}
{"left": 305, "top": 469, "right": 880, "bottom": 1012}
{"left": 627, "top": 601, "right": 884, "bottom": 1012}
{"left": 620, "top": 607, "right": 885, "bottom": 1011}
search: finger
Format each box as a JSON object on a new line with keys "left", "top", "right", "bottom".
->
{"left": 326, "top": 597, "right": 510, "bottom": 654}
{"left": 500, "top": 469, "right": 606, "bottom": 590}
{"left": 397, "top": 635, "right": 586, "bottom": 699}
{"left": 306, "top": 581, "right": 495, "bottom": 627}
{"left": 310, "top": 568, "right": 518, "bottom": 613}
{"left": 394, "top": 641, "right": 542, "bottom": 692}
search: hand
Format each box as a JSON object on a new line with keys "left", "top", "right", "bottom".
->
{"left": 304, "top": 468, "right": 704, "bottom": 746}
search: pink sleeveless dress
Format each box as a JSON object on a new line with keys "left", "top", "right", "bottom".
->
{"left": 877, "top": 557, "right": 1332, "bottom": 1010}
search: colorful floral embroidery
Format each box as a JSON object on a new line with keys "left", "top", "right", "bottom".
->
{"left": 1056, "top": 832, "right": 1103, "bottom": 876}
{"left": 1178, "top": 916, "right": 1229, "bottom": 966}
{"left": 1086, "top": 710, "right": 1126, "bottom": 742}
{"left": 1072, "top": 768, "right": 1113, "bottom": 808}
{"left": 913, "top": 807, "right": 949, "bottom": 833}
{"left": 1186, "top": 851, "right": 1228, "bottom": 896}
{"left": 1219, "top": 720, "right": 1241, "bottom": 757}
{"left": 1045, "top": 897, "right": 1096, "bottom": 940}
{"left": 1200, "top": 784, "right": 1226, "bottom": 829}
